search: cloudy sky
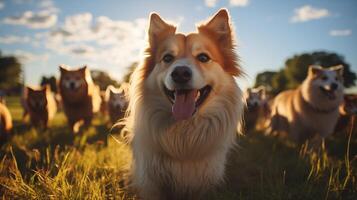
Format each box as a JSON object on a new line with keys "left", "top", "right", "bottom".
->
{"left": 0, "top": 0, "right": 356, "bottom": 88}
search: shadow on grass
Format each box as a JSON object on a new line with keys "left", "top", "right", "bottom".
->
{"left": 209, "top": 132, "right": 357, "bottom": 200}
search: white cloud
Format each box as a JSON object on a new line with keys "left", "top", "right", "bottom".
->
{"left": 291, "top": 5, "right": 330, "bottom": 23}
{"left": 3, "top": 10, "right": 57, "bottom": 29}
{"left": 205, "top": 0, "right": 217, "bottom": 7}
{"left": 38, "top": 0, "right": 59, "bottom": 14}
{"left": 41, "top": 13, "right": 149, "bottom": 69}
{"left": 329, "top": 29, "right": 352, "bottom": 37}
{"left": 0, "top": 35, "right": 31, "bottom": 44}
{"left": 12, "top": 50, "right": 49, "bottom": 64}
{"left": 229, "top": 0, "right": 249, "bottom": 7}
{"left": 0, "top": 1, "right": 5, "bottom": 10}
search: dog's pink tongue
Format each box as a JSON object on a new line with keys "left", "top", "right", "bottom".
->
{"left": 172, "top": 90, "right": 197, "bottom": 121}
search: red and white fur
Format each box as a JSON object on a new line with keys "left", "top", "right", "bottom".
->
{"left": 124, "top": 9, "right": 243, "bottom": 199}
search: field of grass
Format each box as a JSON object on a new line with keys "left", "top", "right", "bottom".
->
{"left": 1, "top": 96, "right": 356, "bottom": 199}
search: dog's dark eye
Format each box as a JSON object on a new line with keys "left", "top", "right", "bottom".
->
{"left": 163, "top": 54, "right": 174, "bottom": 63}
{"left": 197, "top": 53, "right": 210, "bottom": 63}
{"left": 321, "top": 76, "right": 328, "bottom": 81}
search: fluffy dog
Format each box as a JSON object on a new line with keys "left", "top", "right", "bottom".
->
{"left": 59, "top": 65, "right": 102, "bottom": 133}
{"left": 105, "top": 83, "right": 128, "bottom": 124}
{"left": 243, "top": 86, "right": 269, "bottom": 132}
{"left": 0, "top": 100, "right": 12, "bottom": 139}
{"left": 269, "top": 65, "right": 344, "bottom": 143}
{"left": 124, "top": 9, "right": 243, "bottom": 199}
{"left": 24, "top": 85, "right": 57, "bottom": 129}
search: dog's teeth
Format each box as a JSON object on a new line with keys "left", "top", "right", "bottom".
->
{"left": 195, "top": 91, "right": 201, "bottom": 101}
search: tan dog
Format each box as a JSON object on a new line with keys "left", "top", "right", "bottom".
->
{"left": 124, "top": 9, "right": 243, "bottom": 199}
{"left": 105, "top": 83, "right": 128, "bottom": 124}
{"left": 243, "top": 86, "right": 269, "bottom": 132}
{"left": 269, "top": 65, "right": 344, "bottom": 144}
{"left": 59, "top": 65, "right": 102, "bottom": 133}
{"left": 0, "top": 100, "right": 13, "bottom": 140}
{"left": 24, "top": 85, "right": 57, "bottom": 129}
{"left": 335, "top": 94, "right": 357, "bottom": 132}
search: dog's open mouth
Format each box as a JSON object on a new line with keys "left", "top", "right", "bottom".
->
{"left": 319, "top": 86, "right": 336, "bottom": 100}
{"left": 163, "top": 85, "right": 212, "bottom": 121}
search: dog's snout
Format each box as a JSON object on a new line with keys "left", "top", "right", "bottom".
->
{"left": 70, "top": 82, "right": 75, "bottom": 89}
{"left": 171, "top": 66, "right": 192, "bottom": 84}
{"left": 331, "top": 83, "right": 338, "bottom": 90}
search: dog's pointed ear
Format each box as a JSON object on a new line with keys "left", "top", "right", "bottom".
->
{"left": 198, "top": 9, "right": 232, "bottom": 44}
{"left": 331, "top": 64, "right": 344, "bottom": 76}
{"left": 257, "top": 86, "right": 266, "bottom": 98}
{"left": 148, "top": 13, "right": 176, "bottom": 46}
{"left": 79, "top": 65, "right": 87, "bottom": 72}
{"left": 26, "top": 86, "right": 35, "bottom": 94}
{"left": 79, "top": 65, "right": 88, "bottom": 75}
{"left": 308, "top": 65, "right": 323, "bottom": 76}
{"left": 106, "top": 85, "right": 114, "bottom": 96}
{"left": 42, "top": 84, "right": 50, "bottom": 92}
{"left": 59, "top": 64, "right": 68, "bottom": 73}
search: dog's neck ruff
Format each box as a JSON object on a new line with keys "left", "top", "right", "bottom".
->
{"left": 300, "top": 91, "right": 338, "bottom": 114}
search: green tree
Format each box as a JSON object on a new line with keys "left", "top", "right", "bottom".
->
{"left": 0, "top": 51, "right": 22, "bottom": 94}
{"left": 40, "top": 76, "right": 58, "bottom": 93}
{"left": 254, "top": 71, "right": 277, "bottom": 92}
{"left": 91, "top": 70, "right": 120, "bottom": 91}
{"left": 272, "top": 70, "right": 288, "bottom": 95}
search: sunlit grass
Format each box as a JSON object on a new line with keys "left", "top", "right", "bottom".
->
{"left": 1, "top": 96, "right": 356, "bottom": 199}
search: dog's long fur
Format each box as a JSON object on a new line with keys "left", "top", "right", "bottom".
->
{"left": 269, "top": 65, "right": 344, "bottom": 143}
{"left": 124, "top": 9, "right": 243, "bottom": 199}
{"left": 0, "top": 101, "right": 12, "bottom": 136}
{"left": 24, "top": 85, "right": 57, "bottom": 129}
{"left": 59, "top": 65, "right": 101, "bottom": 133}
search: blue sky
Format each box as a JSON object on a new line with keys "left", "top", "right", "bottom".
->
{"left": 0, "top": 0, "right": 356, "bottom": 89}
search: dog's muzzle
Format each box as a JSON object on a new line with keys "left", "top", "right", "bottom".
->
{"left": 163, "top": 85, "right": 212, "bottom": 121}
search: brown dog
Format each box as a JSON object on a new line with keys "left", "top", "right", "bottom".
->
{"left": 269, "top": 65, "right": 344, "bottom": 144}
{"left": 24, "top": 85, "right": 57, "bottom": 129}
{"left": 105, "top": 83, "right": 128, "bottom": 124}
{"left": 243, "top": 86, "right": 269, "bottom": 132}
{"left": 125, "top": 9, "right": 243, "bottom": 199}
{"left": 0, "top": 99, "right": 13, "bottom": 140}
{"left": 335, "top": 94, "right": 357, "bottom": 133}
{"left": 59, "top": 65, "right": 102, "bottom": 133}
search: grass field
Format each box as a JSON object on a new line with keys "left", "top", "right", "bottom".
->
{"left": 1, "top": 96, "right": 356, "bottom": 199}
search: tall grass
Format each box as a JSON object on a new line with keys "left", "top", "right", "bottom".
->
{"left": 1, "top": 96, "right": 356, "bottom": 199}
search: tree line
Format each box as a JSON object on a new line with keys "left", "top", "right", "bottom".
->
{"left": 0, "top": 50, "right": 356, "bottom": 95}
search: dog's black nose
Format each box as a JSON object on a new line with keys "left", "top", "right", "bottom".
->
{"left": 70, "top": 82, "right": 75, "bottom": 89}
{"left": 331, "top": 83, "right": 338, "bottom": 90}
{"left": 171, "top": 66, "right": 192, "bottom": 84}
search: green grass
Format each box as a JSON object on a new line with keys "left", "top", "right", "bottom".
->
{"left": 1, "top": 96, "right": 356, "bottom": 199}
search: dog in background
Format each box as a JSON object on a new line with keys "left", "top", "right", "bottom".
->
{"left": 59, "top": 65, "right": 102, "bottom": 133}
{"left": 269, "top": 65, "right": 344, "bottom": 145}
{"left": 24, "top": 85, "right": 57, "bottom": 129}
{"left": 335, "top": 94, "right": 357, "bottom": 133}
{"left": 243, "top": 86, "right": 269, "bottom": 132}
{"left": 105, "top": 83, "right": 128, "bottom": 124}
{"left": 125, "top": 9, "right": 243, "bottom": 199}
{"left": 0, "top": 98, "right": 12, "bottom": 142}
